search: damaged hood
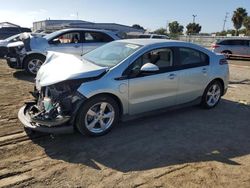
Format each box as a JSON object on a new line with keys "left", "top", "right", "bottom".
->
{"left": 36, "top": 51, "right": 108, "bottom": 89}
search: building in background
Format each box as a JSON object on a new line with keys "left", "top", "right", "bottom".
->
{"left": 33, "top": 19, "right": 145, "bottom": 37}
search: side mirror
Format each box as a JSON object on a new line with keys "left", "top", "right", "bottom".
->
{"left": 140, "top": 63, "right": 159, "bottom": 72}
{"left": 50, "top": 38, "right": 60, "bottom": 45}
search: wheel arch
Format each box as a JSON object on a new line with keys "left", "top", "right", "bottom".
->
{"left": 221, "top": 50, "right": 232, "bottom": 54}
{"left": 87, "top": 93, "right": 124, "bottom": 117}
{"left": 207, "top": 78, "right": 225, "bottom": 95}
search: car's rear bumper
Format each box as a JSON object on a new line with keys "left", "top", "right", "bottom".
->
{"left": 18, "top": 102, "right": 74, "bottom": 134}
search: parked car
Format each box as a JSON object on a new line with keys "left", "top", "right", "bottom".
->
{"left": 137, "top": 34, "right": 170, "bottom": 39}
{"left": 5, "top": 28, "right": 120, "bottom": 75}
{"left": 211, "top": 38, "right": 250, "bottom": 58}
{"left": 18, "top": 39, "right": 229, "bottom": 136}
{"left": 0, "top": 26, "right": 31, "bottom": 40}
{"left": 0, "top": 34, "right": 21, "bottom": 58}
{"left": 0, "top": 33, "right": 45, "bottom": 58}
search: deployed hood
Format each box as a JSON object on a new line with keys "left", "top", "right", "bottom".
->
{"left": 36, "top": 51, "right": 108, "bottom": 89}
{"left": 29, "top": 36, "right": 48, "bottom": 51}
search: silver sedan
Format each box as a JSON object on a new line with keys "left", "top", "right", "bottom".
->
{"left": 18, "top": 39, "right": 229, "bottom": 136}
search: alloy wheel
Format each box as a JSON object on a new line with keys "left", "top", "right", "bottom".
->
{"left": 84, "top": 102, "right": 115, "bottom": 134}
{"left": 27, "top": 59, "right": 43, "bottom": 74}
{"left": 206, "top": 83, "right": 221, "bottom": 107}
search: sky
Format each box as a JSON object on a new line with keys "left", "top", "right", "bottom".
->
{"left": 0, "top": 0, "right": 250, "bottom": 33}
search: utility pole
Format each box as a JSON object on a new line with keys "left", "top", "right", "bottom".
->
{"left": 166, "top": 20, "right": 169, "bottom": 34}
{"left": 77, "top": 12, "right": 79, "bottom": 20}
{"left": 192, "top": 14, "right": 197, "bottom": 23}
{"left": 222, "top": 12, "right": 229, "bottom": 31}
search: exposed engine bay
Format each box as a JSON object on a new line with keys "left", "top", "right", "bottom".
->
{"left": 27, "top": 80, "right": 84, "bottom": 128}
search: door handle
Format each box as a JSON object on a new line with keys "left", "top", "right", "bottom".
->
{"left": 168, "top": 73, "right": 176, "bottom": 79}
{"left": 202, "top": 68, "right": 207, "bottom": 73}
{"left": 74, "top": 45, "right": 80, "bottom": 48}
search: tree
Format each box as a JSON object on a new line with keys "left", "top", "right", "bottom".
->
{"left": 232, "top": 7, "right": 248, "bottom": 35}
{"left": 132, "top": 24, "right": 145, "bottom": 30}
{"left": 243, "top": 16, "right": 250, "bottom": 35}
{"left": 186, "top": 23, "right": 202, "bottom": 34}
{"left": 168, "top": 21, "right": 184, "bottom": 34}
{"left": 153, "top": 28, "right": 167, "bottom": 35}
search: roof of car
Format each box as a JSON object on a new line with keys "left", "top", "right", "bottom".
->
{"left": 118, "top": 39, "right": 183, "bottom": 46}
{"left": 57, "top": 28, "right": 116, "bottom": 34}
{"left": 219, "top": 38, "right": 250, "bottom": 41}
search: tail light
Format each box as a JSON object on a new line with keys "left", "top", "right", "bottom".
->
{"left": 211, "top": 44, "right": 220, "bottom": 49}
{"left": 219, "top": 58, "right": 228, "bottom": 65}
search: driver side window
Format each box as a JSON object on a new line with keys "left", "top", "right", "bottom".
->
{"left": 125, "top": 48, "right": 173, "bottom": 77}
{"left": 50, "top": 32, "right": 81, "bottom": 44}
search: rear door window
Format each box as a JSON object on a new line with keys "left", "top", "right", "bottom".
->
{"left": 178, "top": 48, "right": 209, "bottom": 67}
{"left": 84, "top": 32, "right": 113, "bottom": 43}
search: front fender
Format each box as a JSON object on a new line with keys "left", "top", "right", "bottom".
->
{"left": 77, "top": 77, "right": 129, "bottom": 114}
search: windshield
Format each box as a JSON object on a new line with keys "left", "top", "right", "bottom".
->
{"left": 83, "top": 41, "right": 141, "bottom": 67}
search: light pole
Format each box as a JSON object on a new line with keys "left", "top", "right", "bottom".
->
{"left": 192, "top": 14, "right": 197, "bottom": 23}
{"left": 222, "top": 12, "right": 229, "bottom": 31}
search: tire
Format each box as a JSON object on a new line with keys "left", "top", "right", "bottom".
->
{"left": 201, "top": 81, "right": 223, "bottom": 109}
{"left": 76, "top": 95, "right": 120, "bottom": 136}
{"left": 24, "top": 54, "right": 46, "bottom": 75}
{"left": 221, "top": 50, "right": 232, "bottom": 59}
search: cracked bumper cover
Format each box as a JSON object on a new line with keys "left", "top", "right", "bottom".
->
{"left": 18, "top": 102, "right": 74, "bottom": 134}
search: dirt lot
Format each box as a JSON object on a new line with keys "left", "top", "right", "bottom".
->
{"left": 0, "top": 59, "right": 250, "bottom": 188}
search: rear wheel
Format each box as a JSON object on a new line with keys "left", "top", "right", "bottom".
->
{"left": 201, "top": 81, "right": 223, "bottom": 109}
{"left": 24, "top": 54, "right": 46, "bottom": 75}
{"left": 221, "top": 50, "right": 232, "bottom": 59}
{"left": 76, "top": 95, "right": 119, "bottom": 136}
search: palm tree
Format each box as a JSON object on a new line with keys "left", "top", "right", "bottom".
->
{"left": 232, "top": 7, "right": 248, "bottom": 35}
{"left": 243, "top": 16, "right": 250, "bottom": 35}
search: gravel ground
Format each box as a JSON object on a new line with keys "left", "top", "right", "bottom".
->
{"left": 0, "top": 59, "right": 250, "bottom": 188}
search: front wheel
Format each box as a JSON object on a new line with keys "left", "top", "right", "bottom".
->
{"left": 76, "top": 96, "right": 120, "bottom": 136}
{"left": 24, "top": 55, "right": 46, "bottom": 75}
{"left": 201, "top": 81, "right": 223, "bottom": 109}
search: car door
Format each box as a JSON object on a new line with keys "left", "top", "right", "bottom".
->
{"left": 82, "top": 31, "right": 114, "bottom": 55}
{"left": 126, "top": 48, "right": 179, "bottom": 115}
{"left": 175, "top": 47, "right": 209, "bottom": 104}
{"left": 242, "top": 40, "right": 250, "bottom": 56}
{"left": 231, "top": 40, "right": 248, "bottom": 55}
{"left": 48, "top": 31, "right": 83, "bottom": 57}
{"left": 247, "top": 40, "right": 250, "bottom": 56}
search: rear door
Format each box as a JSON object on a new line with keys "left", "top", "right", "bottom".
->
{"left": 175, "top": 47, "right": 210, "bottom": 104}
{"left": 230, "top": 40, "right": 248, "bottom": 55}
{"left": 82, "top": 31, "right": 114, "bottom": 55}
{"left": 48, "top": 31, "right": 83, "bottom": 57}
{"left": 243, "top": 40, "right": 250, "bottom": 56}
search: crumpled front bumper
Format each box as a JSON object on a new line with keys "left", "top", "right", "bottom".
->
{"left": 18, "top": 102, "right": 74, "bottom": 134}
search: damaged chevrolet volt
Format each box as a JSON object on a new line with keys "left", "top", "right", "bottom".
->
{"left": 18, "top": 39, "right": 229, "bottom": 136}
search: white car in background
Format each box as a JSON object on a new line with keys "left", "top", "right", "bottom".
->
{"left": 211, "top": 38, "right": 250, "bottom": 58}
{"left": 5, "top": 28, "right": 120, "bottom": 74}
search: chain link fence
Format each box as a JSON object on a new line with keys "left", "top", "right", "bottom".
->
{"left": 178, "top": 35, "right": 250, "bottom": 48}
